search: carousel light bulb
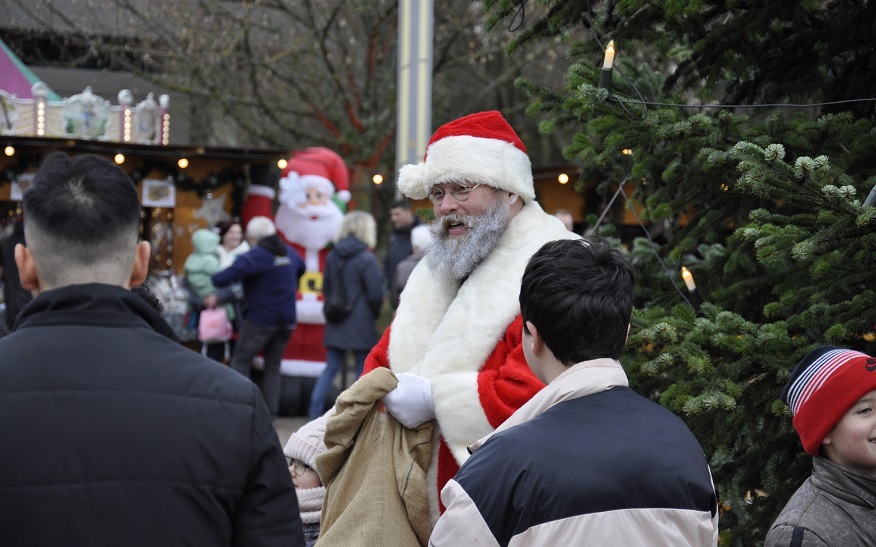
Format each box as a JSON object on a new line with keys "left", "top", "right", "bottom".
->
{"left": 558, "top": 173, "right": 569, "bottom": 184}
{"left": 372, "top": 174, "right": 384, "bottom": 185}
{"left": 178, "top": 158, "right": 189, "bottom": 169}
{"left": 114, "top": 153, "right": 125, "bottom": 165}
{"left": 277, "top": 159, "right": 288, "bottom": 170}
{"left": 4, "top": 146, "right": 14, "bottom": 157}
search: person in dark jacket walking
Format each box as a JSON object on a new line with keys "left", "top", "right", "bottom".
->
{"left": 0, "top": 152, "right": 304, "bottom": 546}
{"left": 383, "top": 199, "right": 421, "bottom": 308}
{"left": 214, "top": 216, "right": 306, "bottom": 417}
{"left": 308, "top": 210, "right": 383, "bottom": 419}
{"left": 765, "top": 346, "right": 876, "bottom": 547}
{"left": 389, "top": 223, "right": 433, "bottom": 310}
{"left": 0, "top": 218, "right": 33, "bottom": 334}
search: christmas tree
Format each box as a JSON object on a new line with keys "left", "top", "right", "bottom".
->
{"left": 486, "top": 1, "right": 876, "bottom": 543}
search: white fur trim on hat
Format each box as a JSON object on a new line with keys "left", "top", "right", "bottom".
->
{"left": 398, "top": 135, "right": 534, "bottom": 202}
{"left": 247, "top": 184, "right": 276, "bottom": 200}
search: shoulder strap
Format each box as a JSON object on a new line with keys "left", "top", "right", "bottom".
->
{"left": 790, "top": 527, "right": 804, "bottom": 547}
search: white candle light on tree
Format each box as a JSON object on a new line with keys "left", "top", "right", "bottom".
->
{"left": 603, "top": 40, "right": 616, "bottom": 70}
{"left": 681, "top": 266, "right": 697, "bottom": 291}
{"left": 681, "top": 266, "right": 702, "bottom": 311}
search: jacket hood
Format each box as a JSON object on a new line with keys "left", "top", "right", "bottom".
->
{"left": 191, "top": 229, "right": 220, "bottom": 254}
{"left": 257, "top": 234, "right": 289, "bottom": 256}
{"left": 334, "top": 235, "right": 368, "bottom": 258}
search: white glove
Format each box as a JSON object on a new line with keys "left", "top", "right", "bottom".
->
{"left": 383, "top": 373, "right": 435, "bottom": 429}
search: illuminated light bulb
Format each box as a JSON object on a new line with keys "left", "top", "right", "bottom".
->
{"left": 178, "top": 158, "right": 189, "bottom": 169}
{"left": 622, "top": 148, "right": 633, "bottom": 155}
{"left": 372, "top": 174, "right": 384, "bottom": 185}
{"left": 277, "top": 159, "right": 288, "bottom": 170}
{"left": 681, "top": 267, "right": 697, "bottom": 291}
{"left": 114, "top": 153, "right": 125, "bottom": 164}
{"left": 603, "top": 40, "right": 616, "bottom": 70}
{"left": 558, "top": 173, "right": 569, "bottom": 184}
{"left": 4, "top": 146, "right": 14, "bottom": 157}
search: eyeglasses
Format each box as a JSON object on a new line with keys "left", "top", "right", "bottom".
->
{"left": 427, "top": 183, "right": 482, "bottom": 205}
{"left": 287, "top": 458, "right": 312, "bottom": 476}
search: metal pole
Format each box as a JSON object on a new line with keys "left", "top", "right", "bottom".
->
{"left": 396, "top": 0, "right": 433, "bottom": 198}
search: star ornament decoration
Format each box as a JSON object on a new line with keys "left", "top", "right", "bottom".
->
{"left": 193, "top": 193, "right": 231, "bottom": 228}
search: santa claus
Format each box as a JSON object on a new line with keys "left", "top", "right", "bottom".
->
{"left": 242, "top": 148, "right": 350, "bottom": 398}
{"left": 361, "top": 111, "right": 581, "bottom": 524}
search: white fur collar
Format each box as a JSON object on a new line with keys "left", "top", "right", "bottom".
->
{"left": 389, "top": 202, "right": 578, "bottom": 376}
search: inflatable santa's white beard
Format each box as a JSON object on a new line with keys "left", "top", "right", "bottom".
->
{"left": 275, "top": 201, "right": 344, "bottom": 251}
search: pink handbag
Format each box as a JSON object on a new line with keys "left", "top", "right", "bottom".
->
{"left": 197, "top": 308, "right": 233, "bottom": 342}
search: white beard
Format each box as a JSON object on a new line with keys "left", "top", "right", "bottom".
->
{"left": 426, "top": 199, "right": 510, "bottom": 280}
{"left": 275, "top": 201, "right": 344, "bottom": 250}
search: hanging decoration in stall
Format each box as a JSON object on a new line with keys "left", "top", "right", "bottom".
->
{"left": 141, "top": 177, "right": 176, "bottom": 208}
{"left": 193, "top": 192, "right": 231, "bottom": 228}
{"left": 130, "top": 159, "right": 246, "bottom": 215}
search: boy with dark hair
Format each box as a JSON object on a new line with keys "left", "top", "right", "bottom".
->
{"left": 0, "top": 152, "right": 304, "bottom": 545}
{"left": 430, "top": 238, "right": 719, "bottom": 546}
{"left": 765, "top": 346, "right": 876, "bottom": 546}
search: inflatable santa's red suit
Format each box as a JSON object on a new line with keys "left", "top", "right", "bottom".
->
{"left": 242, "top": 147, "right": 350, "bottom": 391}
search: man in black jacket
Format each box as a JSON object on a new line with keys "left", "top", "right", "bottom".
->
{"left": 0, "top": 152, "right": 304, "bottom": 546}
{"left": 383, "top": 199, "right": 421, "bottom": 308}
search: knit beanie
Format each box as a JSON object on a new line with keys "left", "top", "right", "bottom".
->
{"left": 397, "top": 110, "right": 535, "bottom": 203}
{"left": 781, "top": 346, "right": 876, "bottom": 456}
{"left": 284, "top": 414, "right": 329, "bottom": 479}
{"left": 284, "top": 415, "right": 329, "bottom": 525}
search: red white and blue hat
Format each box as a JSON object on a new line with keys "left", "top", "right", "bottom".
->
{"left": 782, "top": 346, "right": 876, "bottom": 456}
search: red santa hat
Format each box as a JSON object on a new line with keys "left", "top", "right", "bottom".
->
{"left": 397, "top": 110, "right": 535, "bottom": 203}
{"left": 281, "top": 147, "right": 351, "bottom": 203}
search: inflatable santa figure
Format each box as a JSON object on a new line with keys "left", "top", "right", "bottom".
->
{"left": 242, "top": 147, "right": 350, "bottom": 395}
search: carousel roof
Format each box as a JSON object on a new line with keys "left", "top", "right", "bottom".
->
{"left": 0, "top": 38, "right": 61, "bottom": 101}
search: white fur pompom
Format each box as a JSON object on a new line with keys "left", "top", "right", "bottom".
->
{"left": 336, "top": 189, "right": 351, "bottom": 203}
{"left": 398, "top": 162, "right": 428, "bottom": 200}
{"left": 279, "top": 172, "right": 307, "bottom": 208}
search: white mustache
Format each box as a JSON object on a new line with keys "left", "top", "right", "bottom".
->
{"left": 440, "top": 214, "right": 475, "bottom": 231}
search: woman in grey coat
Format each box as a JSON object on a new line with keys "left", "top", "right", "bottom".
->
{"left": 308, "top": 211, "right": 384, "bottom": 419}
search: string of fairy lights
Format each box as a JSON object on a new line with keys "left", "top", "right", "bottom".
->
{"left": 592, "top": 39, "right": 876, "bottom": 311}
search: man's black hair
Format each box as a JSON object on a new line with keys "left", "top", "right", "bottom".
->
{"left": 520, "top": 238, "right": 635, "bottom": 364}
{"left": 24, "top": 152, "right": 141, "bottom": 264}
{"left": 391, "top": 199, "right": 413, "bottom": 210}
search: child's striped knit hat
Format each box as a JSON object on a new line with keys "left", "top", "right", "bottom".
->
{"left": 781, "top": 346, "right": 876, "bottom": 456}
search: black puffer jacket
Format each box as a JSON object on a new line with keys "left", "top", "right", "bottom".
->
{"left": 323, "top": 235, "right": 384, "bottom": 351}
{"left": 0, "top": 283, "right": 304, "bottom": 547}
